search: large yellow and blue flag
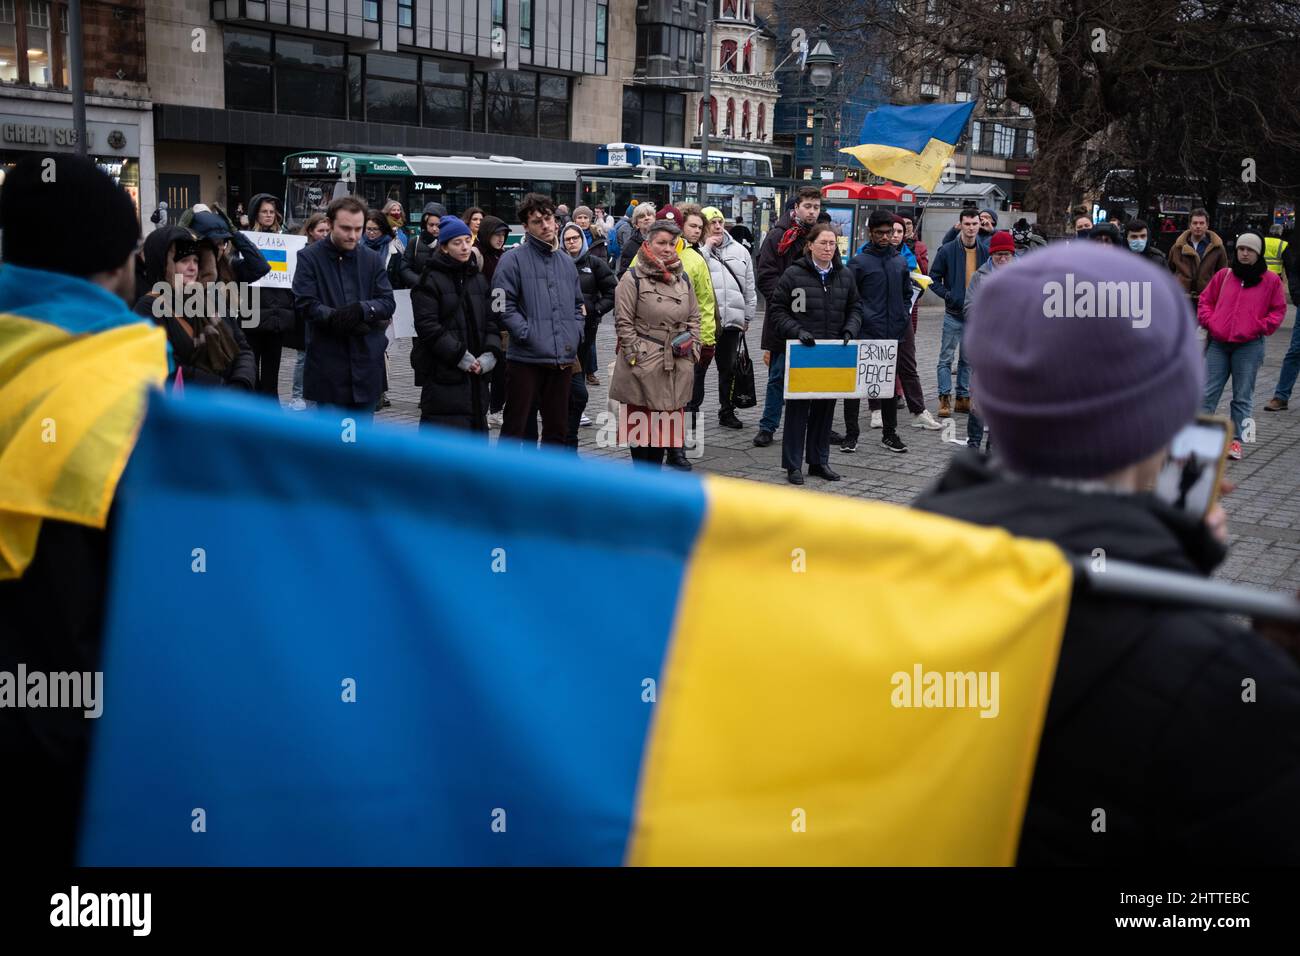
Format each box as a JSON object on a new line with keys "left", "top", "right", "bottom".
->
{"left": 0, "top": 263, "right": 168, "bottom": 579}
{"left": 841, "top": 102, "right": 976, "bottom": 192}
{"left": 79, "top": 389, "right": 1073, "bottom": 866}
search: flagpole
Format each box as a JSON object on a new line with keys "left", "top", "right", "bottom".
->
{"left": 1073, "top": 556, "right": 1300, "bottom": 623}
{"left": 700, "top": 15, "right": 714, "bottom": 168}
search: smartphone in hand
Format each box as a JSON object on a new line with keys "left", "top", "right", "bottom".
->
{"left": 1152, "top": 415, "right": 1233, "bottom": 519}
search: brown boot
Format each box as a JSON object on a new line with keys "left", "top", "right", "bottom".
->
{"left": 938, "top": 394, "right": 952, "bottom": 418}
{"left": 1265, "top": 397, "right": 1288, "bottom": 411}
{"left": 955, "top": 396, "right": 971, "bottom": 414}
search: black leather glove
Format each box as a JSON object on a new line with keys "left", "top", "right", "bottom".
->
{"left": 842, "top": 331, "right": 853, "bottom": 345}
{"left": 329, "top": 303, "right": 366, "bottom": 335}
{"left": 797, "top": 330, "right": 816, "bottom": 347}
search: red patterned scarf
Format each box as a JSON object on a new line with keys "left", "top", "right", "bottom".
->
{"left": 777, "top": 220, "right": 808, "bottom": 255}
{"left": 639, "top": 242, "right": 681, "bottom": 283}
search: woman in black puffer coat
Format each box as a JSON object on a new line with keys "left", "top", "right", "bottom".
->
{"left": 410, "top": 216, "right": 504, "bottom": 434}
{"left": 767, "top": 222, "right": 864, "bottom": 485}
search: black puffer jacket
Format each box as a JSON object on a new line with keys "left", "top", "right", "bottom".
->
{"left": 757, "top": 212, "right": 813, "bottom": 350}
{"left": 848, "top": 242, "right": 912, "bottom": 340}
{"left": 574, "top": 250, "right": 617, "bottom": 321}
{"left": 399, "top": 202, "right": 446, "bottom": 289}
{"left": 914, "top": 453, "right": 1300, "bottom": 865}
{"left": 410, "top": 250, "right": 503, "bottom": 422}
{"left": 766, "top": 255, "right": 864, "bottom": 345}
{"left": 132, "top": 225, "right": 256, "bottom": 390}
{"left": 617, "top": 230, "right": 645, "bottom": 278}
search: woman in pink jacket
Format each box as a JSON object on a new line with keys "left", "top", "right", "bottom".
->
{"left": 1198, "top": 231, "right": 1287, "bottom": 460}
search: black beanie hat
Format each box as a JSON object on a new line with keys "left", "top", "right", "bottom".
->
{"left": 2, "top": 153, "right": 139, "bottom": 277}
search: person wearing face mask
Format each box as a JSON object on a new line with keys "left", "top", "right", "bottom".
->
{"left": 409, "top": 216, "right": 502, "bottom": 434}
{"left": 841, "top": 211, "right": 908, "bottom": 456}
{"left": 1123, "top": 219, "right": 1168, "bottom": 269}
{"left": 768, "top": 222, "right": 864, "bottom": 484}
{"left": 399, "top": 201, "right": 449, "bottom": 289}
{"left": 1073, "top": 212, "right": 1094, "bottom": 239}
{"left": 1197, "top": 231, "right": 1287, "bottom": 460}
{"left": 134, "top": 226, "right": 257, "bottom": 391}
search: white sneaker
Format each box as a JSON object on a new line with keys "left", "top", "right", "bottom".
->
{"left": 488, "top": 412, "right": 503, "bottom": 428}
{"left": 870, "top": 410, "right": 883, "bottom": 429}
{"left": 911, "top": 409, "right": 944, "bottom": 430}
{"left": 289, "top": 398, "right": 307, "bottom": 412}
{"left": 580, "top": 414, "right": 593, "bottom": 426}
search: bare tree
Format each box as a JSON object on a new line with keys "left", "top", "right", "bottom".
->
{"left": 784, "top": 0, "right": 1300, "bottom": 233}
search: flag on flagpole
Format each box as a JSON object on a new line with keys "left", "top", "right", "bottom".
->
{"left": 840, "top": 101, "right": 976, "bottom": 191}
{"left": 79, "top": 389, "right": 1073, "bottom": 866}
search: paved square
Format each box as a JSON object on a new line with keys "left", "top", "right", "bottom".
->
{"left": 279, "top": 299, "right": 1300, "bottom": 596}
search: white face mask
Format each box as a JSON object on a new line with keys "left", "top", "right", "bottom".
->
{"left": 1129, "top": 238, "right": 1147, "bottom": 253}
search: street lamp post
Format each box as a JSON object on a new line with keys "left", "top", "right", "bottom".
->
{"left": 805, "top": 24, "right": 838, "bottom": 184}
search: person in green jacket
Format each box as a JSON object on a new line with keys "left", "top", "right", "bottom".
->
{"left": 630, "top": 202, "right": 716, "bottom": 470}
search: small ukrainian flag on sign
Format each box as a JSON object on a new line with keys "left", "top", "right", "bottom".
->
{"left": 786, "top": 342, "right": 859, "bottom": 396}
{"left": 262, "top": 249, "right": 288, "bottom": 272}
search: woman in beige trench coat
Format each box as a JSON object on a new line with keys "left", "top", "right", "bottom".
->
{"left": 609, "top": 217, "right": 701, "bottom": 468}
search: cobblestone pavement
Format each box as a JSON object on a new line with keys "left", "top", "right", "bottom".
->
{"left": 277, "top": 299, "right": 1300, "bottom": 595}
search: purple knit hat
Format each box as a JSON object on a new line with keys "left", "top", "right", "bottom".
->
{"left": 965, "top": 242, "right": 1203, "bottom": 479}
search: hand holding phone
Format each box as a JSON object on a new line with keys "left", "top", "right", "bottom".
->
{"left": 1152, "top": 415, "right": 1233, "bottom": 519}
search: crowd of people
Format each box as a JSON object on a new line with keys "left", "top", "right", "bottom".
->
{"left": 5, "top": 154, "right": 1300, "bottom": 868}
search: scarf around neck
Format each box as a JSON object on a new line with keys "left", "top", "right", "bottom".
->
{"left": 1231, "top": 250, "right": 1267, "bottom": 287}
{"left": 639, "top": 241, "right": 680, "bottom": 282}
{"left": 777, "top": 219, "right": 809, "bottom": 255}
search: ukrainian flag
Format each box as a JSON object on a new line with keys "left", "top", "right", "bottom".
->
{"left": 786, "top": 342, "right": 860, "bottom": 396}
{"left": 262, "top": 248, "right": 288, "bottom": 272}
{"left": 0, "top": 264, "right": 168, "bottom": 579}
{"left": 79, "top": 390, "right": 1072, "bottom": 866}
{"left": 841, "top": 102, "right": 976, "bottom": 192}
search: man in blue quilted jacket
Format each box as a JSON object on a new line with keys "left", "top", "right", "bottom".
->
{"left": 491, "top": 193, "right": 586, "bottom": 448}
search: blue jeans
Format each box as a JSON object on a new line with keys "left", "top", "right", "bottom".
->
{"left": 292, "top": 348, "right": 307, "bottom": 401}
{"left": 936, "top": 312, "right": 970, "bottom": 398}
{"left": 1202, "top": 336, "right": 1265, "bottom": 440}
{"left": 759, "top": 351, "right": 785, "bottom": 434}
{"left": 1272, "top": 318, "right": 1300, "bottom": 401}
{"left": 967, "top": 410, "right": 985, "bottom": 449}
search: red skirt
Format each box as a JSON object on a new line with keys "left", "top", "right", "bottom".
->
{"left": 618, "top": 403, "right": 687, "bottom": 448}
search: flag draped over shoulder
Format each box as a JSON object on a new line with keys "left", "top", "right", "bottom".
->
{"left": 0, "top": 264, "right": 168, "bottom": 579}
{"left": 841, "top": 102, "right": 976, "bottom": 192}
{"left": 80, "top": 390, "right": 1072, "bottom": 866}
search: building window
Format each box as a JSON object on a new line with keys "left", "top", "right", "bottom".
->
{"left": 363, "top": 1, "right": 378, "bottom": 22}
{"left": 276, "top": 35, "right": 346, "bottom": 118}
{"left": 538, "top": 73, "right": 569, "bottom": 139}
{"left": 720, "top": 39, "right": 737, "bottom": 72}
{"left": 695, "top": 94, "right": 717, "bottom": 137}
{"left": 596, "top": 3, "right": 607, "bottom": 63}
{"left": 742, "top": 38, "right": 751, "bottom": 73}
{"left": 741, "top": 100, "right": 750, "bottom": 139}
{"left": 26, "top": 0, "right": 50, "bottom": 87}
{"left": 622, "top": 86, "right": 684, "bottom": 145}
{"left": 722, "top": 0, "right": 738, "bottom": 15}
{"left": 492, "top": 0, "right": 504, "bottom": 29}
{"left": 0, "top": 0, "right": 18, "bottom": 84}
{"left": 366, "top": 53, "right": 418, "bottom": 125}
{"left": 422, "top": 56, "right": 470, "bottom": 130}
{"left": 757, "top": 102, "right": 766, "bottom": 141}
{"left": 724, "top": 97, "right": 735, "bottom": 136}
{"left": 398, "top": 0, "right": 414, "bottom": 27}
{"left": 520, "top": 0, "right": 533, "bottom": 49}
{"left": 224, "top": 27, "right": 273, "bottom": 112}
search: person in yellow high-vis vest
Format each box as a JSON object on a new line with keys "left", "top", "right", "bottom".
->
{"left": 1264, "top": 224, "right": 1289, "bottom": 277}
